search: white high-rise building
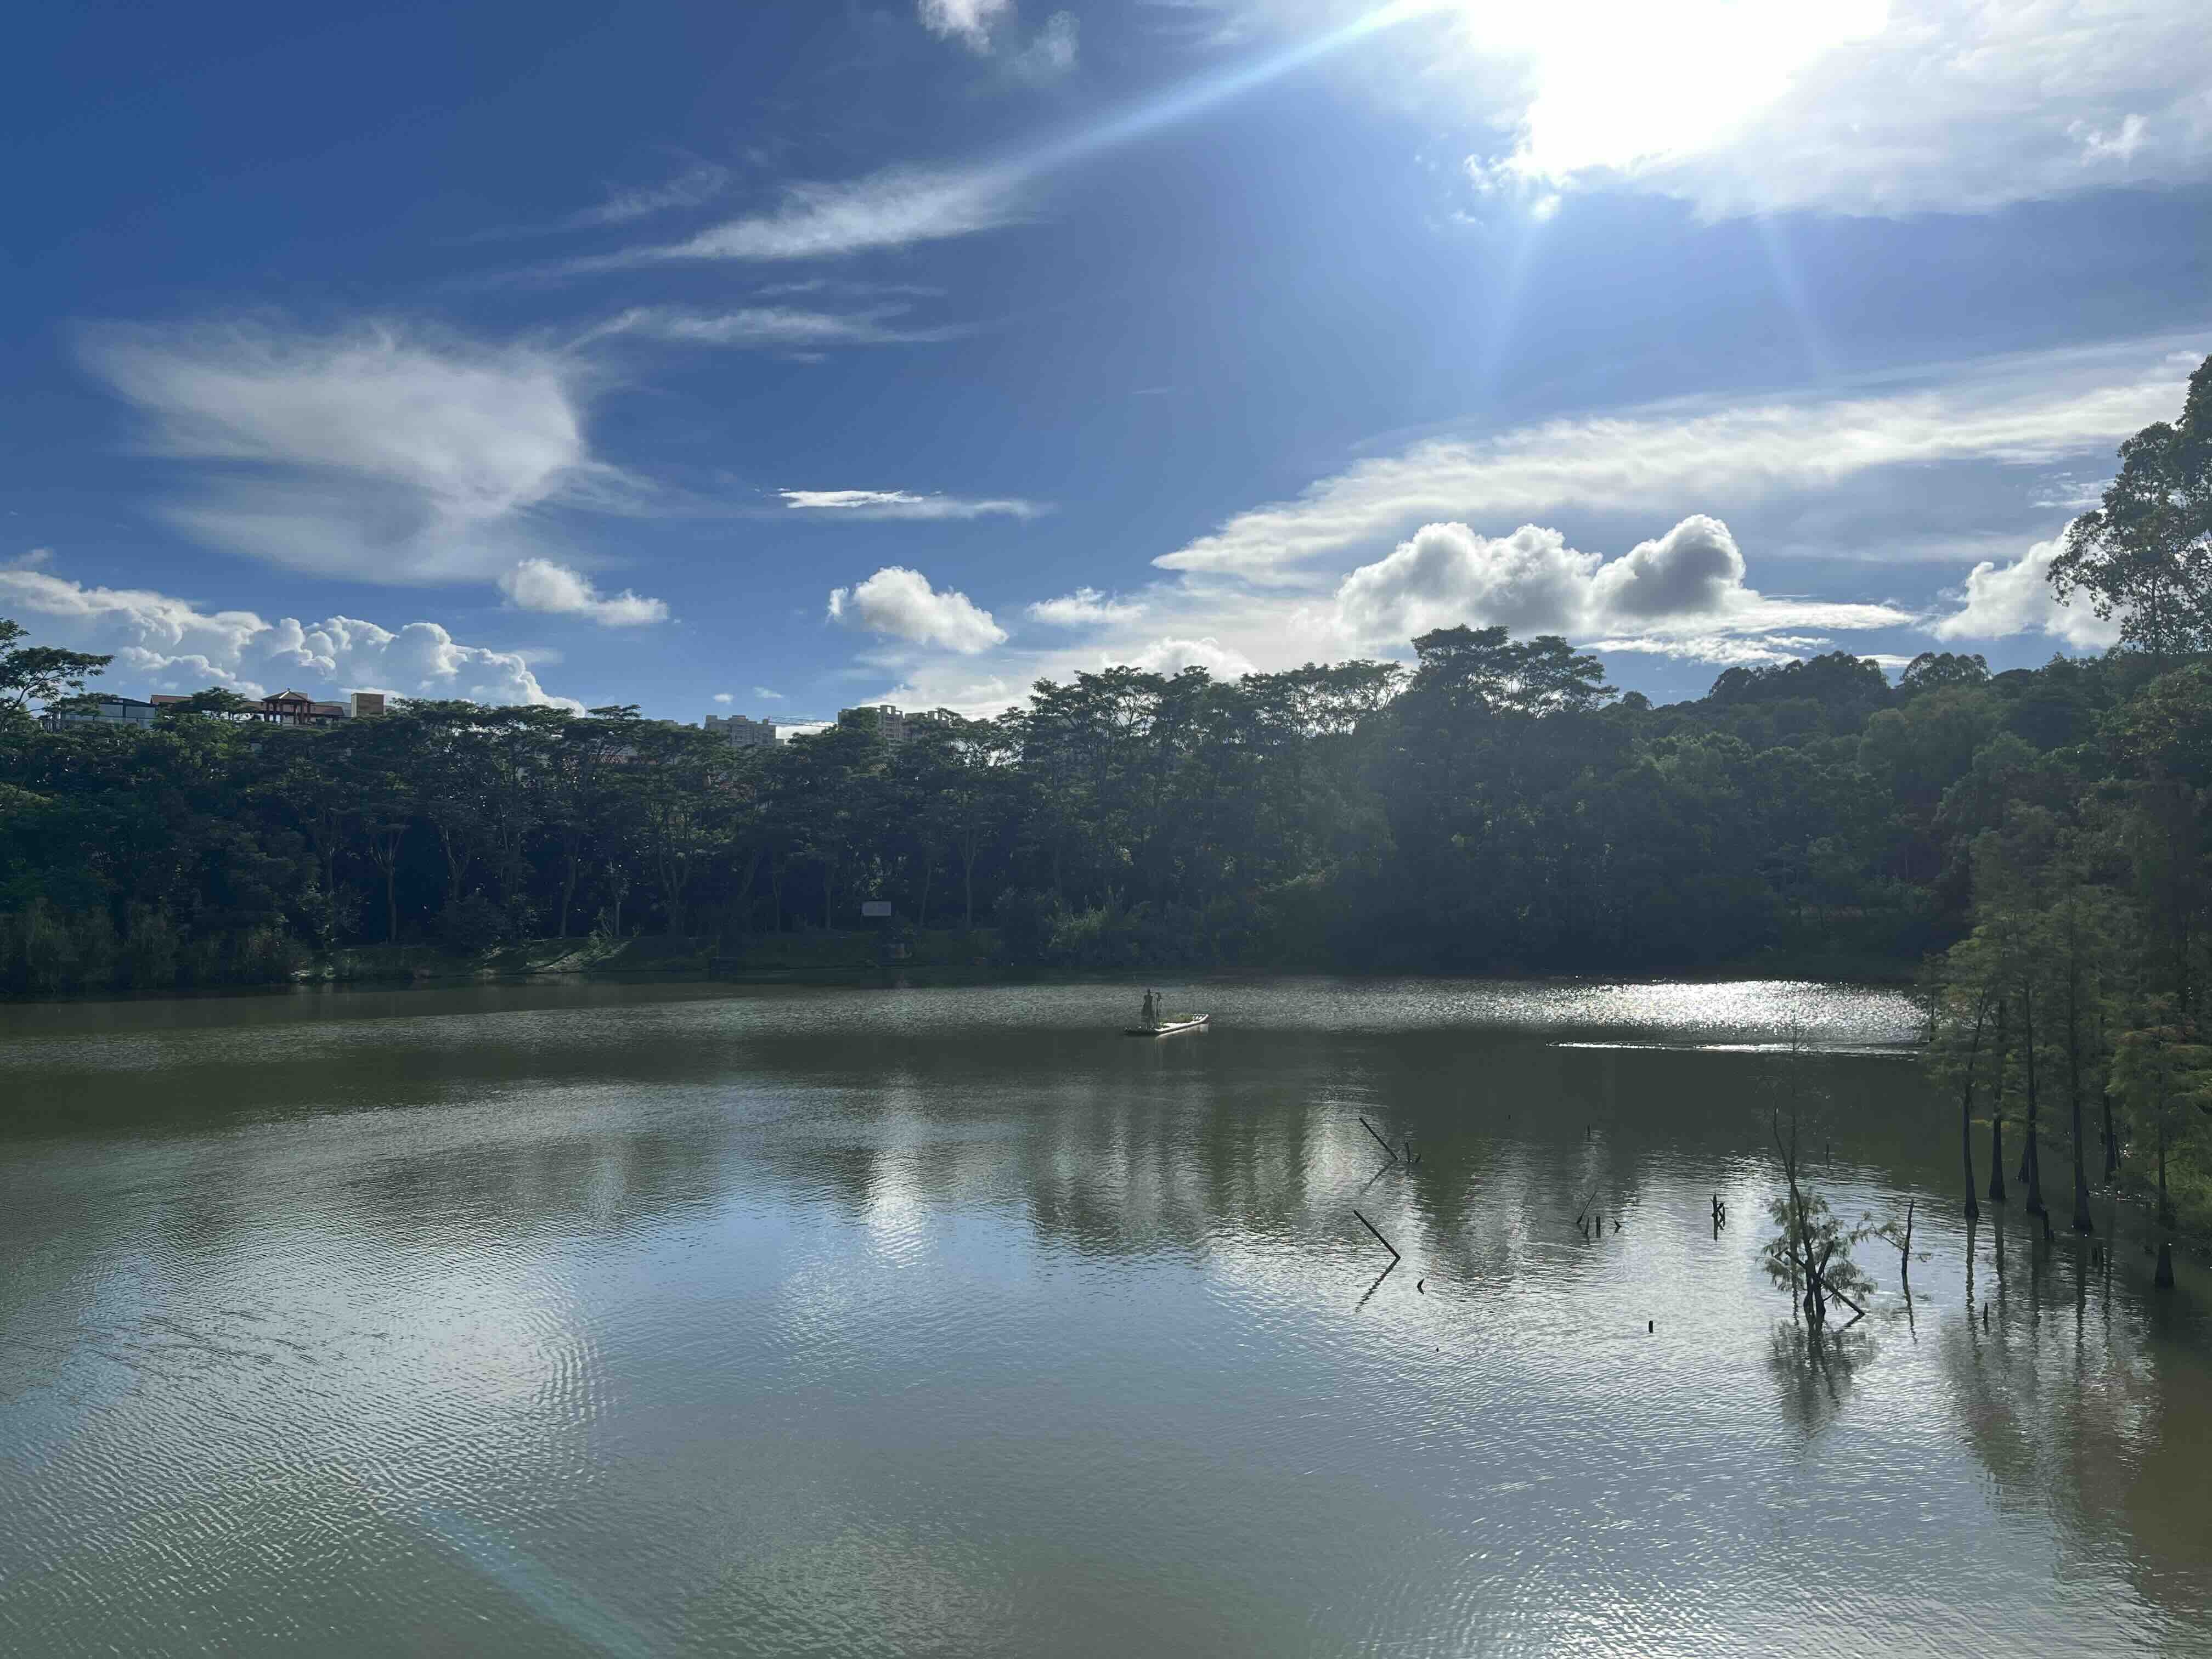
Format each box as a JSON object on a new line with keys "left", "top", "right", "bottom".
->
{"left": 704, "top": 713, "right": 777, "bottom": 748}
{"left": 837, "top": 704, "right": 909, "bottom": 744}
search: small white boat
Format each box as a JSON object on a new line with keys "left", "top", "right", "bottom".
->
{"left": 1126, "top": 1013, "right": 1210, "bottom": 1037}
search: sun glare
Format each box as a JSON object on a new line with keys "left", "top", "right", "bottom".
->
{"left": 1448, "top": 0, "right": 1889, "bottom": 183}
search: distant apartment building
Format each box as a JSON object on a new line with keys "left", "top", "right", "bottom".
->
{"left": 837, "top": 704, "right": 914, "bottom": 744}
{"left": 831, "top": 704, "right": 957, "bottom": 745}
{"left": 704, "top": 712, "right": 777, "bottom": 749}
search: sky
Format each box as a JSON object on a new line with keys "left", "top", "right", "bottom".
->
{"left": 4, "top": 0, "right": 2210, "bottom": 720}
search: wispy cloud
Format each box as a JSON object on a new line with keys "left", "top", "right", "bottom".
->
{"left": 919, "top": 0, "right": 1079, "bottom": 78}
{"left": 782, "top": 488, "right": 1044, "bottom": 521}
{"left": 587, "top": 304, "right": 963, "bottom": 350}
{"left": 1008, "top": 12, "right": 1080, "bottom": 81}
{"left": 920, "top": 0, "right": 1014, "bottom": 52}
{"left": 563, "top": 162, "right": 730, "bottom": 228}
{"left": 1028, "top": 586, "right": 1146, "bottom": 626}
{"left": 81, "top": 320, "right": 625, "bottom": 585}
{"left": 572, "top": 164, "right": 1026, "bottom": 268}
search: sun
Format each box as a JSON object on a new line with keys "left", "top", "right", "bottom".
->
{"left": 1440, "top": 0, "right": 1891, "bottom": 184}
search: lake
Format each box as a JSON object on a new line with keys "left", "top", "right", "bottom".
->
{"left": 3, "top": 978, "right": 2208, "bottom": 1656}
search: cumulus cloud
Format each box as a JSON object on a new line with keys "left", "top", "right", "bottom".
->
{"left": 1027, "top": 586, "right": 1146, "bottom": 627}
{"left": 753, "top": 685, "right": 786, "bottom": 700}
{"left": 1156, "top": 338, "right": 2199, "bottom": 584}
{"left": 782, "top": 488, "right": 1042, "bottom": 520}
{"left": 1929, "top": 535, "right": 2123, "bottom": 649}
{"left": 1116, "top": 636, "right": 1256, "bottom": 678}
{"left": 496, "top": 558, "right": 668, "bottom": 627}
{"left": 81, "top": 321, "right": 619, "bottom": 585}
{"left": 580, "top": 165, "right": 1025, "bottom": 267}
{"left": 1329, "top": 516, "right": 1914, "bottom": 652}
{"left": 828, "top": 567, "right": 1008, "bottom": 653}
{"left": 713, "top": 692, "right": 734, "bottom": 704}
{"left": 0, "top": 564, "right": 577, "bottom": 708}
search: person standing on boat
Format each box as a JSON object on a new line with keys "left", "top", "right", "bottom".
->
{"left": 1141, "top": 989, "right": 1156, "bottom": 1028}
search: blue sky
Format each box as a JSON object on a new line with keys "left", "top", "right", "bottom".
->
{"left": 4, "top": 0, "right": 2209, "bottom": 719}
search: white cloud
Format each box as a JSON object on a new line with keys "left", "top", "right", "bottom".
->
{"left": 1328, "top": 516, "right": 1914, "bottom": 653}
{"left": 753, "top": 685, "right": 786, "bottom": 701}
{"left": 589, "top": 305, "right": 957, "bottom": 350}
{"left": 1009, "top": 12, "right": 1080, "bottom": 80}
{"left": 1027, "top": 586, "right": 1146, "bottom": 627}
{"left": 496, "top": 558, "right": 668, "bottom": 627}
{"left": 1929, "top": 534, "right": 2123, "bottom": 649}
{"left": 871, "top": 672, "right": 1026, "bottom": 720}
{"left": 1231, "top": 0, "right": 2212, "bottom": 218}
{"left": 920, "top": 0, "right": 1076, "bottom": 76}
{"left": 585, "top": 165, "right": 1025, "bottom": 266}
{"left": 1586, "top": 633, "right": 1843, "bottom": 668}
{"left": 1116, "top": 635, "right": 1256, "bottom": 678}
{"left": 921, "top": 0, "right": 1014, "bottom": 50}
{"left": 563, "top": 162, "right": 729, "bottom": 228}
{"left": 1156, "top": 339, "right": 2199, "bottom": 584}
{"left": 713, "top": 692, "right": 734, "bottom": 704}
{"left": 82, "top": 321, "right": 618, "bottom": 585}
{"left": 782, "top": 488, "right": 1043, "bottom": 520}
{"left": 828, "top": 567, "right": 1008, "bottom": 653}
{"left": 0, "top": 564, "right": 578, "bottom": 708}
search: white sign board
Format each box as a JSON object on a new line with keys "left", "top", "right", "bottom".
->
{"left": 860, "top": 901, "right": 893, "bottom": 918}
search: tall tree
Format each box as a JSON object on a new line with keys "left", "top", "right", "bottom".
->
{"left": 2049, "top": 353, "right": 2212, "bottom": 659}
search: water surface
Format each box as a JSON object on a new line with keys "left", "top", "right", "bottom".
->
{"left": 3, "top": 978, "right": 2208, "bottom": 1656}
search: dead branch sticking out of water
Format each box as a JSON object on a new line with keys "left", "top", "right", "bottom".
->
{"left": 1352, "top": 1209, "right": 1402, "bottom": 1264}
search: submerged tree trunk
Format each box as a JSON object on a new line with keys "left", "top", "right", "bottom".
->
{"left": 961, "top": 835, "right": 980, "bottom": 932}
{"left": 557, "top": 847, "right": 581, "bottom": 940}
{"left": 1988, "top": 1000, "right": 2008, "bottom": 1205}
{"left": 2022, "top": 985, "right": 2045, "bottom": 1216}
{"left": 1959, "top": 999, "right": 1987, "bottom": 1221}
{"left": 2158, "top": 1120, "right": 2175, "bottom": 1229}
{"left": 2067, "top": 989, "right": 2093, "bottom": 1234}
{"left": 370, "top": 825, "right": 405, "bottom": 943}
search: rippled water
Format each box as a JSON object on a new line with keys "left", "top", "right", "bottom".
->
{"left": 3, "top": 977, "right": 2208, "bottom": 1657}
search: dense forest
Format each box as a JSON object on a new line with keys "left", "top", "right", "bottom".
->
{"left": 0, "top": 632, "right": 2109, "bottom": 987}
{"left": 5, "top": 358, "right": 2210, "bottom": 1231}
